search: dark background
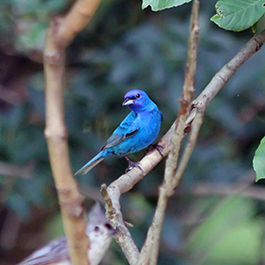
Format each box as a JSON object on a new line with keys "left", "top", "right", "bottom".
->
{"left": 1, "top": 0, "right": 265, "bottom": 264}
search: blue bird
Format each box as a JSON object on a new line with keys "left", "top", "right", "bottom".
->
{"left": 75, "top": 90, "right": 163, "bottom": 175}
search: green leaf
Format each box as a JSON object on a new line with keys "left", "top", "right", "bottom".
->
{"left": 211, "top": 0, "right": 265, "bottom": 32}
{"left": 142, "top": 0, "right": 192, "bottom": 11}
{"left": 252, "top": 13, "right": 265, "bottom": 33}
{"left": 253, "top": 136, "right": 265, "bottom": 181}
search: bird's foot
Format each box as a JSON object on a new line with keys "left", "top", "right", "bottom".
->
{"left": 125, "top": 160, "right": 142, "bottom": 173}
{"left": 122, "top": 154, "right": 143, "bottom": 173}
{"left": 146, "top": 143, "right": 164, "bottom": 158}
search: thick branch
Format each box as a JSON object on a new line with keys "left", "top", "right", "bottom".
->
{"left": 44, "top": 1, "right": 101, "bottom": 265}
{"left": 58, "top": 0, "right": 101, "bottom": 46}
{"left": 44, "top": 19, "right": 88, "bottom": 265}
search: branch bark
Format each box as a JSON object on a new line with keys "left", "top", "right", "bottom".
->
{"left": 43, "top": 1, "right": 101, "bottom": 265}
{"left": 101, "top": 14, "right": 265, "bottom": 265}
{"left": 148, "top": 2, "right": 200, "bottom": 264}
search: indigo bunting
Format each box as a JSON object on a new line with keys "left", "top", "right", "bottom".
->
{"left": 75, "top": 89, "right": 163, "bottom": 175}
{"left": 17, "top": 203, "right": 115, "bottom": 265}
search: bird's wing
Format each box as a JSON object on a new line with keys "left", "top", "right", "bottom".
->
{"left": 101, "top": 134, "right": 124, "bottom": 150}
{"left": 101, "top": 111, "right": 139, "bottom": 150}
{"left": 18, "top": 237, "right": 69, "bottom": 265}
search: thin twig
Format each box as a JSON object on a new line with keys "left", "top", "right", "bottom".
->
{"left": 139, "top": 184, "right": 168, "bottom": 265}
{"left": 44, "top": 0, "right": 102, "bottom": 265}
{"left": 192, "top": 30, "right": 265, "bottom": 115}
{"left": 191, "top": 181, "right": 265, "bottom": 200}
{"left": 148, "top": 106, "right": 204, "bottom": 265}
{"left": 148, "top": 2, "right": 200, "bottom": 265}
{"left": 171, "top": 105, "right": 204, "bottom": 193}
{"left": 0, "top": 161, "right": 33, "bottom": 179}
{"left": 165, "top": 0, "right": 200, "bottom": 184}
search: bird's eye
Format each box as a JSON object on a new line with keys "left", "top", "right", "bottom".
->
{"left": 94, "top": 226, "right": 100, "bottom": 232}
{"left": 136, "top": 93, "right": 140, "bottom": 98}
{"left": 104, "top": 223, "right": 112, "bottom": 229}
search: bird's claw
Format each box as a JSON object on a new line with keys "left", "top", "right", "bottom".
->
{"left": 122, "top": 153, "right": 143, "bottom": 173}
{"left": 147, "top": 143, "right": 164, "bottom": 158}
{"left": 125, "top": 160, "right": 142, "bottom": 173}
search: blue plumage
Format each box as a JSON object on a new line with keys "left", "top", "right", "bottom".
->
{"left": 75, "top": 90, "right": 163, "bottom": 175}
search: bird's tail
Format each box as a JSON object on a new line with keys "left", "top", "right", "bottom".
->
{"left": 75, "top": 150, "right": 106, "bottom": 175}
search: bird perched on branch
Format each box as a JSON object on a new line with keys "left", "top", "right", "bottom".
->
{"left": 75, "top": 89, "right": 163, "bottom": 175}
{"left": 17, "top": 203, "right": 115, "bottom": 265}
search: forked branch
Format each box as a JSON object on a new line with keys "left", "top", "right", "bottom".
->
{"left": 101, "top": 6, "right": 265, "bottom": 265}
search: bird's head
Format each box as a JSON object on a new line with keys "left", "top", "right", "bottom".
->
{"left": 122, "top": 90, "right": 152, "bottom": 111}
{"left": 86, "top": 203, "right": 116, "bottom": 265}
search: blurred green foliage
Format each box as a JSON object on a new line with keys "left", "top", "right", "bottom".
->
{"left": 0, "top": 0, "right": 67, "bottom": 59}
{"left": 0, "top": 0, "right": 265, "bottom": 264}
{"left": 186, "top": 196, "right": 263, "bottom": 264}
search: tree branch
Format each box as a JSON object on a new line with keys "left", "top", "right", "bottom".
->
{"left": 100, "top": 15, "right": 265, "bottom": 265}
{"left": 148, "top": 2, "right": 200, "bottom": 264}
{"left": 0, "top": 161, "right": 33, "bottom": 179}
{"left": 58, "top": 0, "right": 101, "bottom": 46}
{"left": 43, "top": 1, "right": 101, "bottom": 265}
{"left": 101, "top": 184, "right": 139, "bottom": 265}
{"left": 193, "top": 30, "right": 265, "bottom": 112}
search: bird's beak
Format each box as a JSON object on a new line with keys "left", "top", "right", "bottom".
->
{"left": 122, "top": 98, "right": 134, "bottom": 106}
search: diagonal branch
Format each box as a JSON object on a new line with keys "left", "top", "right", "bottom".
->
{"left": 100, "top": 14, "right": 265, "bottom": 265}
{"left": 100, "top": 123, "right": 174, "bottom": 265}
{"left": 193, "top": 30, "right": 265, "bottom": 112}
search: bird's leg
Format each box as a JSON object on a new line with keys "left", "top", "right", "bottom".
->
{"left": 122, "top": 154, "right": 143, "bottom": 173}
{"left": 146, "top": 143, "right": 164, "bottom": 158}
